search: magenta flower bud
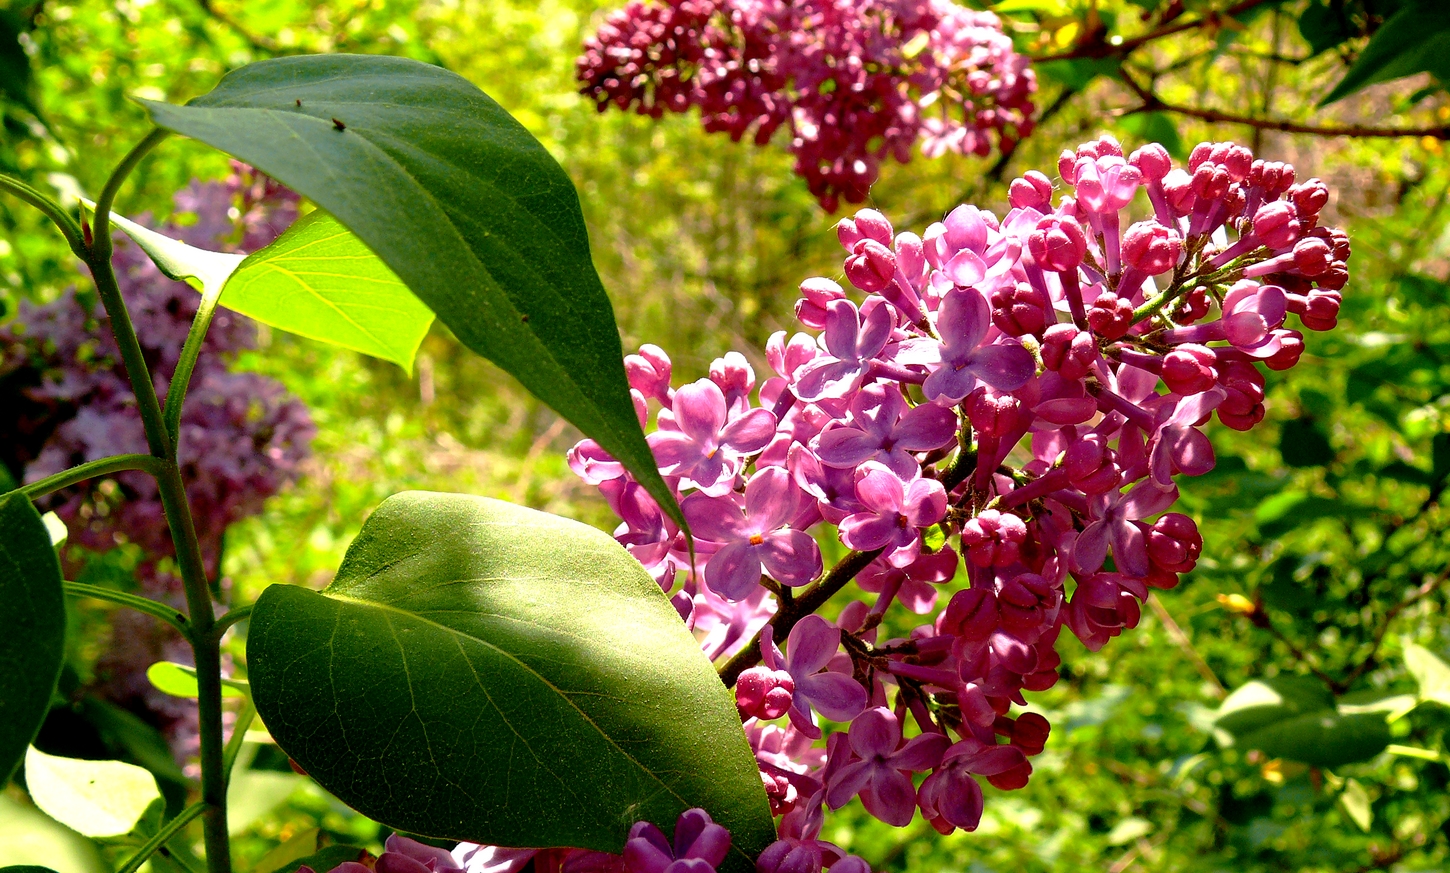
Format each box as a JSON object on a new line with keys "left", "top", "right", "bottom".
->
{"left": 990, "top": 282, "right": 1050, "bottom": 338}
{"left": 1252, "top": 200, "right": 1301, "bottom": 250}
{"left": 1121, "top": 220, "right": 1181, "bottom": 274}
{"left": 710, "top": 351, "right": 756, "bottom": 403}
{"left": 851, "top": 209, "right": 895, "bottom": 247}
{"left": 1300, "top": 288, "right": 1342, "bottom": 331}
{"left": 1027, "top": 215, "right": 1087, "bottom": 272}
{"left": 844, "top": 239, "right": 897, "bottom": 292}
{"left": 1086, "top": 291, "right": 1133, "bottom": 341}
{"left": 1263, "top": 328, "right": 1304, "bottom": 371}
{"left": 1176, "top": 286, "right": 1212, "bottom": 324}
{"left": 1161, "top": 343, "right": 1218, "bottom": 395}
{"left": 1162, "top": 168, "right": 1196, "bottom": 215}
{"left": 966, "top": 388, "right": 1021, "bottom": 438}
{"left": 941, "top": 586, "right": 997, "bottom": 640}
{"left": 894, "top": 231, "right": 928, "bottom": 284}
{"left": 1064, "top": 432, "right": 1119, "bottom": 494}
{"left": 1291, "top": 236, "right": 1333, "bottom": 277}
{"left": 960, "top": 509, "right": 1027, "bottom": 567}
{"left": 761, "top": 770, "right": 798, "bottom": 816}
{"left": 1146, "top": 512, "right": 1202, "bottom": 574}
{"left": 796, "top": 277, "right": 847, "bottom": 330}
{"left": 1222, "top": 144, "right": 1253, "bottom": 181}
{"left": 736, "top": 666, "right": 797, "bottom": 721}
{"left": 829, "top": 857, "right": 871, "bottom": 873}
{"left": 1056, "top": 148, "right": 1077, "bottom": 184}
{"left": 1128, "top": 143, "right": 1171, "bottom": 182}
{"left": 1011, "top": 712, "right": 1051, "bottom": 756}
{"left": 626, "top": 343, "right": 673, "bottom": 404}
{"left": 1216, "top": 360, "right": 1266, "bottom": 431}
{"left": 1008, "top": 170, "right": 1053, "bottom": 210}
{"left": 1190, "top": 162, "right": 1230, "bottom": 200}
{"left": 1289, "top": 179, "right": 1329, "bottom": 226}
{"left": 997, "top": 572, "right": 1058, "bottom": 637}
{"left": 1250, "top": 160, "right": 1295, "bottom": 197}
{"left": 1040, "top": 323, "right": 1095, "bottom": 381}
{"left": 1188, "top": 141, "right": 1214, "bottom": 171}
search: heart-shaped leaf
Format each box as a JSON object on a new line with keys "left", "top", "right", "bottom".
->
{"left": 0, "top": 492, "right": 66, "bottom": 786}
{"left": 246, "top": 492, "right": 771, "bottom": 871}
{"left": 138, "top": 54, "right": 684, "bottom": 533}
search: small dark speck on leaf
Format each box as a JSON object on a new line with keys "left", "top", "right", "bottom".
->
{"left": 520, "top": 314, "right": 530, "bottom": 323}
{"left": 295, "top": 98, "right": 302, "bottom": 107}
{"left": 332, "top": 117, "right": 346, "bottom": 131}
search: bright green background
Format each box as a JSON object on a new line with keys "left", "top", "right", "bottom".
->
{"left": 1, "top": 0, "right": 1448, "bottom": 871}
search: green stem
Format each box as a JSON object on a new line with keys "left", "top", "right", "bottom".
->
{"left": 211, "top": 604, "right": 253, "bottom": 640}
{"left": 221, "top": 698, "right": 257, "bottom": 788}
{"left": 20, "top": 453, "right": 167, "bottom": 499}
{"left": 164, "top": 279, "right": 225, "bottom": 445}
{"left": 117, "top": 801, "right": 209, "bottom": 873}
{"left": 85, "top": 128, "right": 233, "bottom": 873}
{"left": 0, "top": 173, "right": 87, "bottom": 257}
{"left": 63, "top": 581, "right": 192, "bottom": 640}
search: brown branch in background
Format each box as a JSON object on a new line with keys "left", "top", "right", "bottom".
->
{"left": 1118, "top": 67, "right": 1450, "bottom": 140}
{"left": 1030, "top": 0, "right": 1276, "bottom": 63}
{"left": 1340, "top": 567, "right": 1450, "bottom": 689}
{"left": 194, "top": 0, "right": 293, "bottom": 55}
{"left": 1148, "top": 594, "right": 1227, "bottom": 698}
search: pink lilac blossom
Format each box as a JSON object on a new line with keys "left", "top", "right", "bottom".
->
{"left": 555, "top": 135, "right": 1350, "bottom": 869}
{"left": 577, "top": 0, "right": 1036, "bottom": 211}
{"left": 0, "top": 162, "right": 313, "bottom": 767}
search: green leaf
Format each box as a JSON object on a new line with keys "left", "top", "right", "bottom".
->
{"left": 1035, "top": 57, "right": 1120, "bottom": 90}
{"left": 224, "top": 210, "right": 434, "bottom": 373}
{"left": 227, "top": 768, "right": 305, "bottom": 836}
{"left": 92, "top": 201, "right": 245, "bottom": 296}
{"left": 138, "top": 54, "right": 685, "bottom": 534}
{"left": 77, "top": 696, "right": 190, "bottom": 787}
{"left": 146, "top": 661, "right": 247, "bottom": 699}
{"left": 1320, "top": 2, "right": 1450, "bottom": 105}
{"left": 1299, "top": 0, "right": 1355, "bottom": 55}
{"left": 1403, "top": 639, "right": 1450, "bottom": 707}
{"left": 1340, "top": 778, "right": 1373, "bottom": 831}
{"left": 1214, "top": 677, "right": 1391, "bottom": 767}
{"left": 1116, "top": 112, "right": 1184, "bottom": 159}
{"left": 246, "top": 492, "right": 772, "bottom": 870}
{"left": 1432, "top": 432, "right": 1450, "bottom": 483}
{"left": 0, "top": 868, "right": 62, "bottom": 873}
{"left": 1279, "top": 418, "right": 1335, "bottom": 467}
{"left": 40, "top": 512, "right": 66, "bottom": 547}
{"left": 22, "top": 746, "right": 162, "bottom": 838}
{"left": 0, "top": 491, "right": 66, "bottom": 785}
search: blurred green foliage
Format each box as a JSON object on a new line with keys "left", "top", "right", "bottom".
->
{"left": 2, "top": 0, "right": 1449, "bottom": 871}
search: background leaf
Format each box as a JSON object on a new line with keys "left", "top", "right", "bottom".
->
{"left": 145, "top": 660, "right": 246, "bottom": 699}
{"left": 1403, "top": 640, "right": 1450, "bottom": 706}
{"left": 1214, "top": 677, "right": 1392, "bottom": 767}
{"left": 138, "top": 54, "right": 684, "bottom": 533}
{"left": 0, "top": 491, "right": 66, "bottom": 785}
{"left": 1319, "top": 1, "right": 1450, "bottom": 105}
{"left": 246, "top": 492, "right": 772, "bottom": 870}
{"left": 22, "top": 746, "right": 161, "bottom": 838}
{"left": 222, "top": 210, "right": 434, "bottom": 373}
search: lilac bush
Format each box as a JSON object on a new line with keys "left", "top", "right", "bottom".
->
{"left": 554, "top": 135, "right": 1349, "bottom": 863}
{"left": 576, "top": 0, "right": 1036, "bottom": 210}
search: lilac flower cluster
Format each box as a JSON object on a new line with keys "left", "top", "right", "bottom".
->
{"left": 0, "top": 162, "right": 313, "bottom": 762}
{"left": 576, "top": 0, "right": 1036, "bottom": 210}
{"left": 564, "top": 136, "right": 1348, "bottom": 863}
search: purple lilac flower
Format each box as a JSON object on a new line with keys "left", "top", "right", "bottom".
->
{"left": 825, "top": 707, "right": 950, "bottom": 826}
{"left": 623, "top": 808, "right": 730, "bottom": 873}
{"left": 683, "top": 466, "right": 821, "bottom": 600}
{"left": 837, "top": 463, "right": 947, "bottom": 567}
{"left": 649, "top": 378, "right": 776, "bottom": 496}
{"left": 814, "top": 384, "right": 957, "bottom": 479}
{"left": 918, "top": 287, "right": 1035, "bottom": 404}
{"left": 761, "top": 615, "right": 868, "bottom": 738}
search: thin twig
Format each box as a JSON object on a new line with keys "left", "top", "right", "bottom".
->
{"left": 1030, "top": 0, "right": 1276, "bottom": 63}
{"left": 1148, "top": 594, "right": 1226, "bottom": 698}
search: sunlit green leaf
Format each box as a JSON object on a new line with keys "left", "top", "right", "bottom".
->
{"left": 246, "top": 492, "right": 772, "bottom": 871}
{"left": 1320, "top": 1, "right": 1450, "bottom": 105}
{"left": 1339, "top": 778, "right": 1372, "bottom": 831}
{"left": 138, "top": 53, "right": 685, "bottom": 535}
{"left": 23, "top": 746, "right": 161, "bottom": 838}
{"left": 1403, "top": 639, "right": 1450, "bottom": 707}
{"left": 145, "top": 660, "right": 246, "bottom": 699}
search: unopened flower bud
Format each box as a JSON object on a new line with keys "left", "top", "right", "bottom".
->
{"left": 1161, "top": 343, "right": 1218, "bottom": 395}
{"left": 1011, "top": 712, "right": 1051, "bottom": 755}
{"left": 626, "top": 343, "right": 673, "bottom": 403}
{"left": 1087, "top": 291, "right": 1133, "bottom": 340}
{"left": 1008, "top": 170, "right": 1053, "bottom": 210}
{"left": 796, "top": 277, "right": 846, "bottom": 329}
{"left": 1161, "top": 168, "right": 1196, "bottom": 215}
{"left": 1041, "top": 323, "right": 1096, "bottom": 381}
{"left": 941, "top": 587, "right": 998, "bottom": 640}
{"left": 1190, "top": 162, "right": 1230, "bottom": 200}
{"left": 960, "top": 509, "right": 1027, "bottom": 567}
{"left": 1129, "top": 143, "right": 1171, "bottom": 182}
{"left": 1263, "top": 328, "right": 1304, "bottom": 371}
{"left": 1065, "top": 432, "right": 1119, "bottom": 494}
{"left": 997, "top": 572, "right": 1057, "bottom": 637}
{"left": 1121, "top": 220, "right": 1181, "bottom": 274}
{"left": 1146, "top": 512, "right": 1202, "bottom": 574}
{"left": 844, "top": 239, "right": 897, "bottom": 292}
{"left": 1289, "top": 179, "right": 1329, "bottom": 226}
{"left": 1057, "top": 148, "right": 1077, "bottom": 184}
{"left": 985, "top": 758, "right": 1032, "bottom": 791}
{"left": 967, "top": 388, "right": 1021, "bottom": 437}
{"left": 1217, "top": 360, "right": 1266, "bottom": 430}
{"left": 1027, "top": 215, "right": 1087, "bottom": 272}
{"left": 990, "top": 282, "right": 1050, "bottom": 337}
{"left": 1291, "top": 236, "right": 1332, "bottom": 276}
{"left": 1252, "top": 200, "right": 1301, "bottom": 250}
{"left": 1300, "top": 288, "right": 1341, "bottom": 331}
{"left": 736, "top": 666, "right": 796, "bottom": 721}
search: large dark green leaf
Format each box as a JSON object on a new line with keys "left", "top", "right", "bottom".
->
{"left": 137, "top": 55, "right": 682, "bottom": 532}
{"left": 0, "top": 491, "right": 65, "bottom": 786}
{"left": 1320, "top": 1, "right": 1450, "bottom": 105}
{"left": 246, "top": 492, "right": 772, "bottom": 870}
